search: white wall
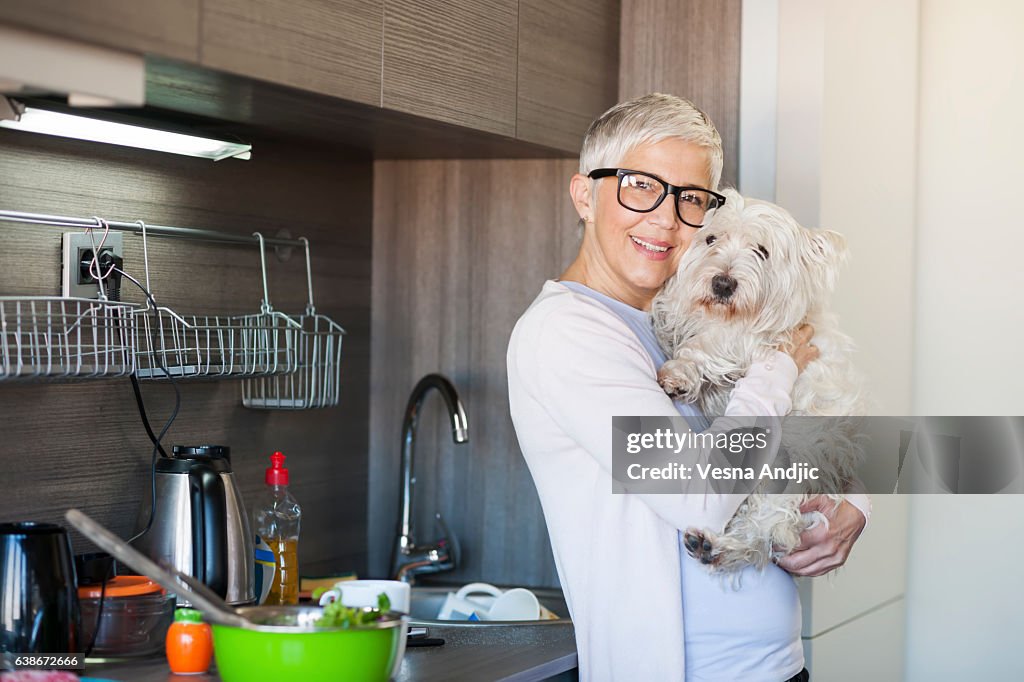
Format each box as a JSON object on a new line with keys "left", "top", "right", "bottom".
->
{"left": 903, "top": 2, "right": 1024, "bottom": 679}
{"left": 771, "top": 0, "right": 919, "bottom": 415}
{"left": 912, "top": 0, "right": 1024, "bottom": 415}
{"left": 819, "top": 0, "right": 919, "bottom": 417}
{"left": 738, "top": 0, "right": 778, "bottom": 202}
{"left": 746, "top": 0, "right": 1024, "bottom": 679}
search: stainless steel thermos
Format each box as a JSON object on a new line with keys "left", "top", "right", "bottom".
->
{"left": 134, "top": 445, "right": 255, "bottom": 605}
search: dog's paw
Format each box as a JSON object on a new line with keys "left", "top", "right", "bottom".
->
{"left": 683, "top": 528, "right": 719, "bottom": 566}
{"left": 658, "top": 359, "right": 704, "bottom": 401}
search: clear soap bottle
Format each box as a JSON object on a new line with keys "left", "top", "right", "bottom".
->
{"left": 254, "top": 451, "right": 301, "bottom": 605}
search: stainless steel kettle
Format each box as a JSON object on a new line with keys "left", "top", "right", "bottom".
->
{"left": 134, "top": 445, "right": 254, "bottom": 605}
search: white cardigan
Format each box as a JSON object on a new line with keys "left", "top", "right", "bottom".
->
{"left": 507, "top": 281, "right": 803, "bottom": 681}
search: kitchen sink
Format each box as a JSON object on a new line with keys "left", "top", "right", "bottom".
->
{"left": 408, "top": 585, "right": 572, "bottom": 627}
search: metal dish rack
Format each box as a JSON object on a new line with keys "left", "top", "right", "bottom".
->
{"left": 0, "top": 210, "right": 346, "bottom": 409}
{"left": 135, "top": 309, "right": 300, "bottom": 380}
{"left": 132, "top": 225, "right": 302, "bottom": 381}
{"left": 242, "top": 236, "right": 346, "bottom": 409}
{"left": 0, "top": 296, "right": 136, "bottom": 380}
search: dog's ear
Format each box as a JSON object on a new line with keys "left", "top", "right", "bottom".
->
{"left": 804, "top": 229, "right": 848, "bottom": 290}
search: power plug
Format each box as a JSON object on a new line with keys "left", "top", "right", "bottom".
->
{"left": 61, "top": 232, "right": 124, "bottom": 298}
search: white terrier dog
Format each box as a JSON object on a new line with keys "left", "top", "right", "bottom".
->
{"left": 651, "top": 189, "right": 866, "bottom": 574}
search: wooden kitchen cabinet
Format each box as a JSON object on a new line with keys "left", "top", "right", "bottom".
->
{"left": 201, "top": 0, "right": 383, "bottom": 107}
{"left": 516, "top": 0, "right": 620, "bottom": 152}
{"left": 383, "top": 0, "right": 518, "bottom": 137}
{"left": 0, "top": 0, "right": 199, "bottom": 61}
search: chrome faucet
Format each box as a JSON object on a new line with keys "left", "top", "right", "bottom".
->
{"left": 391, "top": 373, "right": 468, "bottom": 584}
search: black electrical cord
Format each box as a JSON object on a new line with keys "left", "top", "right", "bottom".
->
{"left": 77, "top": 256, "right": 179, "bottom": 659}
{"left": 83, "top": 569, "right": 108, "bottom": 658}
{"left": 130, "top": 374, "right": 169, "bottom": 459}
{"left": 107, "top": 263, "right": 181, "bottom": 546}
{"left": 94, "top": 253, "right": 170, "bottom": 459}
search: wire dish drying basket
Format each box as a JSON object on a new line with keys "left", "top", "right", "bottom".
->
{"left": 242, "top": 236, "right": 345, "bottom": 409}
{"left": 0, "top": 296, "right": 136, "bottom": 380}
{"left": 132, "top": 223, "right": 302, "bottom": 380}
{"left": 134, "top": 308, "right": 301, "bottom": 380}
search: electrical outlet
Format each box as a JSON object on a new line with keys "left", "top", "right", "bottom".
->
{"left": 61, "top": 232, "right": 124, "bottom": 298}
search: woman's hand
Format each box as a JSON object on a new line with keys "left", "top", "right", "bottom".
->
{"left": 781, "top": 323, "right": 819, "bottom": 372}
{"left": 776, "top": 496, "right": 867, "bottom": 576}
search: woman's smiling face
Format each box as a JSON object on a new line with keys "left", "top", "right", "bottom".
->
{"left": 572, "top": 138, "right": 713, "bottom": 309}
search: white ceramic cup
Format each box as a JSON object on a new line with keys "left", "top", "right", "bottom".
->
{"left": 486, "top": 587, "right": 540, "bottom": 621}
{"left": 437, "top": 584, "right": 493, "bottom": 620}
{"left": 438, "top": 583, "right": 540, "bottom": 621}
{"left": 319, "top": 579, "right": 411, "bottom": 614}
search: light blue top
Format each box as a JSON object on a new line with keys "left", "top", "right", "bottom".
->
{"left": 560, "top": 281, "right": 804, "bottom": 682}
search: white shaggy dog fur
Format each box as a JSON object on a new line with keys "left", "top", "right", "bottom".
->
{"left": 651, "top": 189, "right": 866, "bottom": 573}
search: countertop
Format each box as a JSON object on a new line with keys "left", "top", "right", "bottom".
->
{"left": 84, "top": 622, "right": 577, "bottom": 682}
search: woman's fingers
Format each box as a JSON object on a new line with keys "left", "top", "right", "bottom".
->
{"left": 776, "top": 498, "right": 866, "bottom": 576}
{"left": 792, "top": 323, "right": 814, "bottom": 346}
{"left": 782, "top": 323, "right": 819, "bottom": 373}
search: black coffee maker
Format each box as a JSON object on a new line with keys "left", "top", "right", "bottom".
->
{"left": 0, "top": 522, "right": 81, "bottom": 655}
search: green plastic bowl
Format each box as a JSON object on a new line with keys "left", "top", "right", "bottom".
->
{"left": 211, "top": 605, "right": 408, "bottom": 682}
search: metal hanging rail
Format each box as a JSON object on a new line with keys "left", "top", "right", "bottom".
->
{"left": 0, "top": 209, "right": 303, "bottom": 248}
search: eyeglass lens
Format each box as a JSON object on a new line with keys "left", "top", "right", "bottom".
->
{"left": 619, "top": 172, "right": 719, "bottom": 226}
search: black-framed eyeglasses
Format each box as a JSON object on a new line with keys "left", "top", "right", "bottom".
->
{"left": 587, "top": 168, "right": 726, "bottom": 228}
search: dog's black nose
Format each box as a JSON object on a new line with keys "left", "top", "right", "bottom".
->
{"left": 712, "top": 274, "right": 738, "bottom": 299}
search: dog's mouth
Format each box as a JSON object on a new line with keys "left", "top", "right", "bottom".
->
{"left": 698, "top": 296, "right": 738, "bottom": 316}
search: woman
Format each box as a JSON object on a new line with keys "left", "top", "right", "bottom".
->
{"left": 507, "top": 93, "right": 868, "bottom": 681}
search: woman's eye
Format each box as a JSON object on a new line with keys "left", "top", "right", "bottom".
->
{"left": 755, "top": 244, "right": 769, "bottom": 260}
{"left": 625, "top": 175, "right": 656, "bottom": 191}
{"left": 705, "top": 235, "right": 717, "bottom": 245}
{"left": 679, "top": 191, "right": 705, "bottom": 207}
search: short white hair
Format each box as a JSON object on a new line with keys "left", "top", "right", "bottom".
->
{"left": 579, "top": 93, "right": 724, "bottom": 190}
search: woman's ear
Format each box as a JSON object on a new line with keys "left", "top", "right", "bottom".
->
{"left": 570, "top": 173, "right": 595, "bottom": 224}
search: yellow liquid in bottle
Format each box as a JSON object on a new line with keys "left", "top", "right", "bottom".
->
{"left": 264, "top": 538, "right": 299, "bottom": 605}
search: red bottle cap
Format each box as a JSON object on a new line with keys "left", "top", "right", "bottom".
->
{"left": 265, "top": 451, "right": 289, "bottom": 486}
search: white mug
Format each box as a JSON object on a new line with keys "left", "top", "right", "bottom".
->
{"left": 487, "top": 587, "right": 541, "bottom": 621}
{"left": 319, "top": 579, "right": 411, "bottom": 614}
{"left": 438, "top": 583, "right": 540, "bottom": 621}
{"left": 437, "top": 583, "right": 495, "bottom": 620}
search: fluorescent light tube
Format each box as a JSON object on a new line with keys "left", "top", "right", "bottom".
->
{"left": 0, "top": 105, "right": 251, "bottom": 161}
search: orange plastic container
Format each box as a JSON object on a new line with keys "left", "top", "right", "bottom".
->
{"left": 78, "top": 576, "right": 174, "bottom": 657}
{"left": 166, "top": 608, "right": 213, "bottom": 674}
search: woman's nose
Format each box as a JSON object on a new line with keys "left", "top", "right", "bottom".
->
{"left": 649, "top": 197, "right": 680, "bottom": 230}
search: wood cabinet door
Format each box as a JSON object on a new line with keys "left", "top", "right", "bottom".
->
{"left": 201, "top": 0, "right": 383, "bottom": 106}
{"left": 0, "top": 0, "right": 199, "bottom": 61}
{"left": 383, "top": 0, "right": 518, "bottom": 137}
{"left": 516, "top": 0, "right": 619, "bottom": 152}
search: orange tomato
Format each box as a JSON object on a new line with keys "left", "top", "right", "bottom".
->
{"left": 166, "top": 608, "right": 213, "bottom": 674}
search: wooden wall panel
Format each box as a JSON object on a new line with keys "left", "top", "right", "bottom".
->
{"left": 146, "top": 57, "right": 568, "bottom": 161}
{"left": 517, "top": 0, "right": 621, "bottom": 151}
{"left": 619, "top": 0, "right": 742, "bottom": 189}
{"left": 0, "top": 0, "right": 200, "bottom": 61}
{"left": 370, "top": 159, "right": 580, "bottom": 587}
{"left": 383, "top": 0, "right": 518, "bottom": 137}
{"left": 201, "top": 0, "right": 383, "bottom": 107}
{"left": 0, "top": 128, "right": 371, "bottom": 576}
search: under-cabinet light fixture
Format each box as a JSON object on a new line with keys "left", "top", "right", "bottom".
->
{"left": 0, "top": 98, "right": 251, "bottom": 161}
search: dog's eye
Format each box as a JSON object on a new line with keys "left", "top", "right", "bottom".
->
{"left": 755, "top": 244, "right": 769, "bottom": 260}
{"left": 705, "top": 235, "right": 717, "bottom": 246}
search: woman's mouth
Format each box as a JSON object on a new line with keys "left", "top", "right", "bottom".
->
{"left": 630, "top": 235, "right": 673, "bottom": 260}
